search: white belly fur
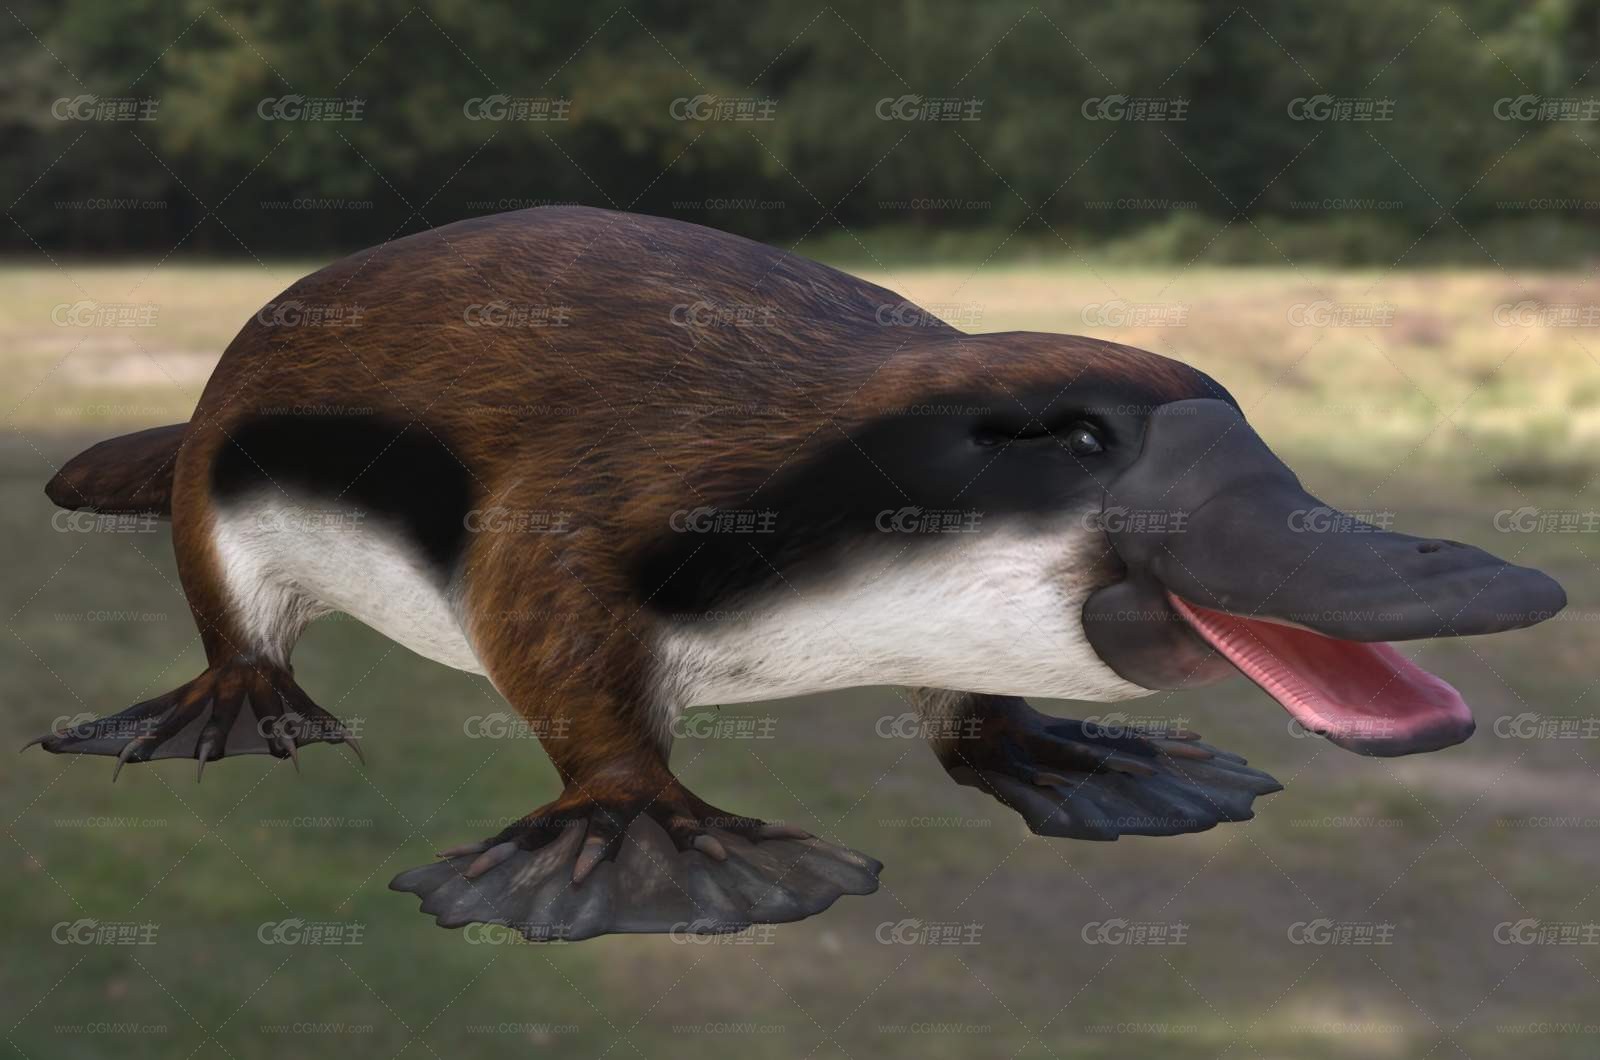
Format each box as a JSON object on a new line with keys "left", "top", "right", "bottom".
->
{"left": 211, "top": 493, "right": 485, "bottom": 674}
{"left": 651, "top": 516, "right": 1153, "bottom": 713}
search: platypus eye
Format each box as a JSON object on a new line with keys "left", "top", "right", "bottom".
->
{"left": 1066, "top": 423, "right": 1104, "bottom": 456}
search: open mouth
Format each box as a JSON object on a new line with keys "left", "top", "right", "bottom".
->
{"left": 1079, "top": 398, "right": 1566, "bottom": 758}
{"left": 1074, "top": 398, "right": 1567, "bottom": 758}
{"left": 1166, "top": 594, "right": 1473, "bottom": 756}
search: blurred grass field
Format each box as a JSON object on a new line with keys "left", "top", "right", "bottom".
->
{"left": 3, "top": 257, "right": 1598, "bottom": 1059}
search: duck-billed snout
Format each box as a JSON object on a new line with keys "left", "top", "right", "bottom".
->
{"left": 1081, "top": 398, "right": 1564, "bottom": 758}
{"left": 1102, "top": 399, "right": 1565, "bottom": 641}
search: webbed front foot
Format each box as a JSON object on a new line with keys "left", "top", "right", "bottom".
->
{"left": 391, "top": 781, "right": 881, "bottom": 941}
{"left": 931, "top": 695, "right": 1282, "bottom": 839}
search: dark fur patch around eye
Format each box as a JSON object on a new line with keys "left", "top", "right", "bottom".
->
{"left": 630, "top": 383, "right": 1181, "bottom": 614}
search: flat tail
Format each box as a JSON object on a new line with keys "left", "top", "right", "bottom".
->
{"left": 46, "top": 423, "right": 187, "bottom": 515}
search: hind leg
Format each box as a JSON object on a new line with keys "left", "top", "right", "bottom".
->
{"left": 913, "top": 689, "right": 1281, "bottom": 839}
{"left": 29, "top": 473, "right": 360, "bottom": 776}
{"left": 391, "top": 684, "right": 879, "bottom": 940}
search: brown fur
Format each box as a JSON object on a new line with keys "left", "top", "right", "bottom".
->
{"left": 56, "top": 207, "right": 1215, "bottom": 806}
{"left": 46, "top": 422, "right": 185, "bottom": 514}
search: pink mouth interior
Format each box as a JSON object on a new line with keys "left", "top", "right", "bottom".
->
{"left": 1167, "top": 593, "right": 1473, "bottom": 753}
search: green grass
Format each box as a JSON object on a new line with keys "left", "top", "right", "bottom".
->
{"left": 3, "top": 262, "right": 1598, "bottom": 1058}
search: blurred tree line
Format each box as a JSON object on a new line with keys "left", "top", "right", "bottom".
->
{"left": 4, "top": 0, "right": 1599, "bottom": 262}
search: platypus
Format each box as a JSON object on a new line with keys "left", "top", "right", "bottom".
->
{"left": 37, "top": 206, "right": 1567, "bottom": 941}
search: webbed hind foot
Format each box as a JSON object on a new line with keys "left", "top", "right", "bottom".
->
{"left": 26, "top": 659, "right": 362, "bottom": 779}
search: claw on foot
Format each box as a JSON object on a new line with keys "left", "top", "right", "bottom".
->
{"left": 27, "top": 662, "right": 362, "bottom": 779}
{"left": 943, "top": 706, "right": 1281, "bottom": 840}
{"left": 691, "top": 834, "right": 729, "bottom": 861}
{"left": 393, "top": 799, "right": 882, "bottom": 941}
{"left": 465, "top": 841, "right": 519, "bottom": 880}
